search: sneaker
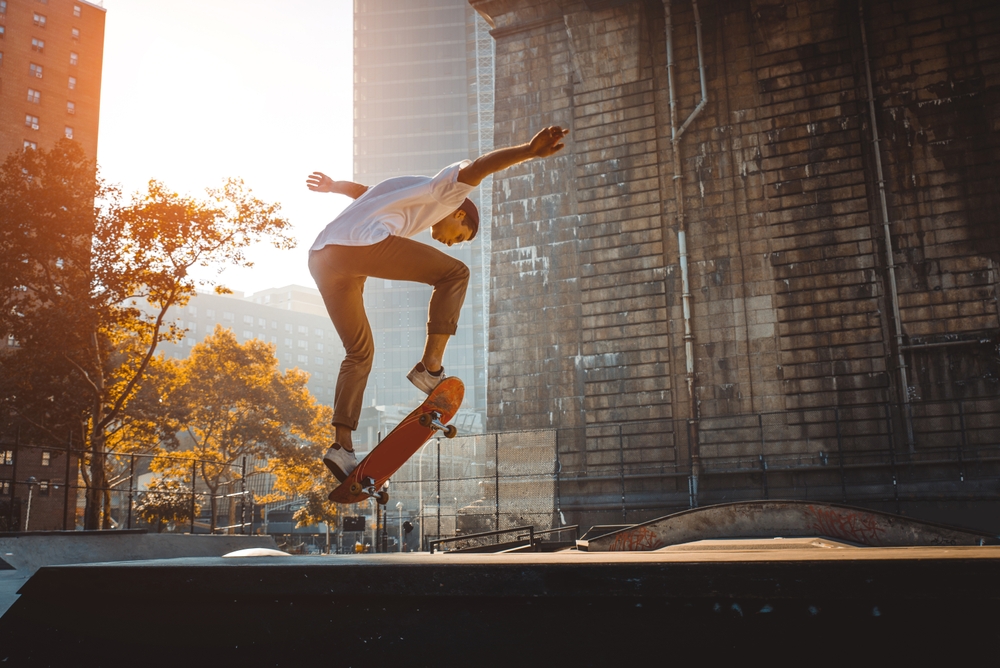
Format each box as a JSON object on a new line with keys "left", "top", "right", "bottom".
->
{"left": 407, "top": 362, "right": 446, "bottom": 395}
{"left": 322, "top": 444, "right": 358, "bottom": 483}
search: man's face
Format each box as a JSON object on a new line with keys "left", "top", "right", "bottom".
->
{"left": 431, "top": 210, "right": 473, "bottom": 247}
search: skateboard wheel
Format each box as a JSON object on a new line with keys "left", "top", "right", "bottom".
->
{"left": 376, "top": 491, "right": 389, "bottom": 505}
{"left": 418, "top": 413, "right": 431, "bottom": 427}
{"left": 444, "top": 425, "right": 458, "bottom": 439}
{"left": 349, "top": 481, "right": 362, "bottom": 495}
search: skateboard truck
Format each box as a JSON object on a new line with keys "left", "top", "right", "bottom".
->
{"left": 418, "top": 411, "right": 458, "bottom": 438}
{"left": 348, "top": 476, "right": 390, "bottom": 505}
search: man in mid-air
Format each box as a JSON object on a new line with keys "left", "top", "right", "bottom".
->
{"left": 307, "top": 126, "right": 569, "bottom": 483}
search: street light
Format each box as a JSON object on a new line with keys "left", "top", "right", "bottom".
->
{"left": 24, "top": 477, "right": 37, "bottom": 531}
{"left": 395, "top": 501, "right": 404, "bottom": 552}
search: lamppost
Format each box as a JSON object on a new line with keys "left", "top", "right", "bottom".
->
{"left": 24, "top": 477, "right": 37, "bottom": 532}
{"left": 395, "top": 501, "right": 404, "bottom": 552}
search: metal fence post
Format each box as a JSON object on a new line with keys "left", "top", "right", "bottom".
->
{"left": 126, "top": 454, "right": 135, "bottom": 530}
{"left": 758, "top": 413, "right": 769, "bottom": 499}
{"left": 835, "top": 407, "right": 847, "bottom": 503}
{"left": 9, "top": 425, "right": 20, "bottom": 531}
{"left": 436, "top": 438, "right": 441, "bottom": 541}
{"left": 885, "top": 403, "right": 900, "bottom": 514}
{"left": 63, "top": 429, "right": 72, "bottom": 531}
{"left": 619, "top": 424, "right": 626, "bottom": 523}
{"left": 240, "top": 456, "right": 247, "bottom": 534}
{"left": 190, "top": 460, "right": 197, "bottom": 534}
{"left": 494, "top": 433, "right": 500, "bottom": 535}
{"left": 957, "top": 400, "right": 967, "bottom": 483}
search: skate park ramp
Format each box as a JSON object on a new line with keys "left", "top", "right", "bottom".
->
{"left": 0, "top": 530, "right": 277, "bottom": 617}
{"left": 577, "top": 500, "right": 999, "bottom": 551}
{"left": 1, "top": 544, "right": 999, "bottom": 664}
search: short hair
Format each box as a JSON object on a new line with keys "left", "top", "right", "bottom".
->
{"left": 458, "top": 198, "right": 479, "bottom": 240}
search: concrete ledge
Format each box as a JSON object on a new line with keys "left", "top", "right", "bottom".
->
{"left": 0, "top": 531, "right": 278, "bottom": 573}
{"left": 1, "top": 547, "right": 998, "bottom": 664}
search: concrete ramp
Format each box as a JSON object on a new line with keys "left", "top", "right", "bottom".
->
{"left": 0, "top": 530, "right": 278, "bottom": 573}
{"left": 578, "top": 501, "right": 999, "bottom": 551}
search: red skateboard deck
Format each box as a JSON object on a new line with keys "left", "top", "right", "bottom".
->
{"left": 328, "top": 377, "right": 464, "bottom": 505}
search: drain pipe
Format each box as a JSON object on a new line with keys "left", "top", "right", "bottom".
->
{"left": 665, "top": 0, "right": 708, "bottom": 506}
{"left": 858, "top": 0, "right": 914, "bottom": 449}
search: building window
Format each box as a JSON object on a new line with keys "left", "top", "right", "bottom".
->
{"left": 187, "top": 305, "right": 197, "bottom": 315}
{"left": 41, "top": 451, "right": 51, "bottom": 466}
{"left": 69, "top": 52, "right": 78, "bottom": 66}
{"left": 257, "top": 318, "right": 266, "bottom": 327}
{"left": 25, "top": 115, "right": 39, "bottom": 129}
{"left": 283, "top": 338, "right": 292, "bottom": 347}
{"left": 0, "top": 52, "right": 4, "bottom": 67}
{"left": 314, "top": 357, "right": 324, "bottom": 366}
{"left": 223, "top": 311, "right": 234, "bottom": 322}
{"left": 0, "top": 2, "right": 6, "bottom": 14}
{"left": 297, "top": 355, "right": 308, "bottom": 364}
{"left": 0, "top": 481, "right": 9, "bottom": 495}
{"left": 73, "top": 5, "right": 81, "bottom": 17}
{"left": 33, "top": 13, "right": 46, "bottom": 27}
{"left": 243, "top": 330, "right": 253, "bottom": 339}
{"left": 72, "top": 28, "right": 79, "bottom": 40}
{"left": 30, "top": 63, "right": 43, "bottom": 78}
{"left": 186, "top": 338, "right": 196, "bottom": 347}
{"left": 27, "top": 88, "right": 40, "bottom": 104}
{"left": 242, "top": 314, "right": 253, "bottom": 324}
{"left": 206, "top": 309, "right": 215, "bottom": 318}
{"left": 39, "top": 480, "right": 50, "bottom": 496}
{"left": 31, "top": 38, "right": 44, "bottom": 52}
{"left": 297, "top": 325, "right": 308, "bottom": 335}
{"left": 67, "top": 101, "right": 75, "bottom": 114}
{"left": 297, "top": 340, "right": 308, "bottom": 350}
{"left": 68, "top": 76, "right": 76, "bottom": 89}
{"left": 315, "top": 328, "right": 324, "bottom": 338}
{"left": 24, "top": 140, "right": 37, "bottom": 150}
{"left": 187, "top": 322, "right": 197, "bottom": 333}
{"left": 284, "top": 323, "right": 292, "bottom": 332}
{"left": 316, "top": 342, "right": 324, "bottom": 352}
{"left": 271, "top": 321, "right": 277, "bottom": 329}
{"left": 0, "top": 26, "right": 4, "bottom": 39}
{"left": 1, "top": 450, "right": 12, "bottom": 466}
{"left": 6, "top": 335, "right": 18, "bottom": 348}
{"left": 64, "top": 126, "right": 73, "bottom": 139}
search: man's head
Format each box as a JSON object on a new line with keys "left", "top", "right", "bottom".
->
{"left": 431, "top": 198, "right": 479, "bottom": 247}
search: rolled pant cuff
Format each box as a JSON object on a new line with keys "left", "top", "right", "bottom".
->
{"left": 332, "top": 416, "right": 359, "bottom": 432}
{"left": 427, "top": 321, "right": 458, "bottom": 336}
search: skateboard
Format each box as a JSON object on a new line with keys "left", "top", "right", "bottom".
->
{"left": 328, "top": 377, "right": 464, "bottom": 505}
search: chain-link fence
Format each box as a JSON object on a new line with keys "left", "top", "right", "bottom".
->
{"left": 3, "top": 396, "right": 998, "bottom": 541}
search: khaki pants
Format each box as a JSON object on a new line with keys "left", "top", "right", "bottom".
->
{"left": 308, "top": 235, "right": 470, "bottom": 431}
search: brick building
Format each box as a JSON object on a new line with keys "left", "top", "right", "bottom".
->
{"left": 472, "top": 0, "right": 1000, "bottom": 528}
{"left": 0, "top": 0, "right": 105, "bottom": 161}
{"left": 0, "top": 0, "right": 104, "bottom": 530}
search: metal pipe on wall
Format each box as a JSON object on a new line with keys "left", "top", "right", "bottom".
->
{"left": 858, "top": 0, "right": 914, "bottom": 449}
{"left": 664, "top": 0, "right": 709, "bottom": 506}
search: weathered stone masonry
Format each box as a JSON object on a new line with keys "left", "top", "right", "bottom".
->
{"left": 473, "top": 0, "right": 1000, "bottom": 525}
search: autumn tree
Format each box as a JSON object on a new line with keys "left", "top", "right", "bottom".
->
{"left": 153, "top": 326, "right": 321, "bottom": 532}
{"left": 0, "top": 140, "right": 293, "bottom": 529}
{"left": 134, "top": 478, "right": 199, "bottom": 533}
{"left": 260, "top": 403, "right": 341, "bottom": 531}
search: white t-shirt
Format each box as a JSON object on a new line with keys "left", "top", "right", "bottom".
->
{"left": 309, "top": 160, "right": 474, "bottom": 250}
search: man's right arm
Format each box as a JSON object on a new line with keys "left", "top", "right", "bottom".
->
{"left": 306, "top": 172, "right": 369, "bottom": 199}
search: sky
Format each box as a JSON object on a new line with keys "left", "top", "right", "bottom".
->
{"left": 98, "top": 0, "right": 355, "bottom": 296}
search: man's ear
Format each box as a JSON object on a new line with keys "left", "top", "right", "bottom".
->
{"left": 453, "top": 208, "right": 467, "bottom": 221}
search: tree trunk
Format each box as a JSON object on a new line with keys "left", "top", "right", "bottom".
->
{"left": 102, "top": 487, "right": 111, "bottom": 530}
{"left": 84, "top": 427, "right": 106, "bottom": 530}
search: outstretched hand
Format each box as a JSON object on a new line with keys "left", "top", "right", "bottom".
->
{"left": 528, "top": 126, "right": 569, "bottom": 158}
{"left": 306, "top": 172, "right": 335, "bottom": 193}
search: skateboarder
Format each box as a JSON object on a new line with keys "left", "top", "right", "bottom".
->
{"left": 307, "top": 125, "right": 569, "bottom": 482}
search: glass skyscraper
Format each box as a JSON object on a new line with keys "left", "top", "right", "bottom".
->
{"left": 352, "top": 0, "right": 494, "bottom": 446}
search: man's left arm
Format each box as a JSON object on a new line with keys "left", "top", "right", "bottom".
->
{"left": 457, "top": 126, "right": 569, "bottom": 187}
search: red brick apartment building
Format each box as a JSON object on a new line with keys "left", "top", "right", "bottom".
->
{"left": 0, "top": 0, "right": 105, "bottom": 161}
{"left": 0, "top": 0, "right": 105, "bottom": 530}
